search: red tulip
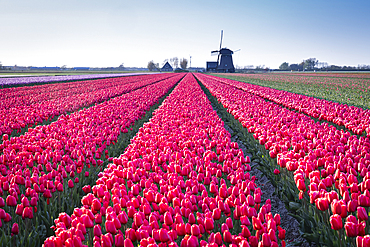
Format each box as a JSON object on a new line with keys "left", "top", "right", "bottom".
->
{"left": 345, "top": 221, "right": 358, "bottom": 238}
{"left": 358, "top": 207, "right": 368, "bottom": 221}
{"left": 212, "top": 208, "right": 221, "bottom": 220}
{"left": 11, "top": 223, "right": 19, "bottom": 235}
{"left": 83, "top": 185, "right": 91, "bottom": 194}
{"left": 134, "top": 213, "right": 143, "bottom": 227}
{"left": 249, "top": 236, "right": 258, "bottom": 247}
{"left": 15, "top": 204, "right": 24, "bottom": 216}
{"left": 159, "top": 229, "right": 171, "bottom": 242}
{"left": 105, "top": 220, "right": 117, "bottom": 235}
{"left": 262, "top": 233, "right": 271, "bottom": 247}
{"left": 114, "top": 234, "right": 124, "bottom": 247}
{"left": 316, "top": 197, "right": 329, "bottom": 211}
{"left": 204, "top": 217, "right": 214, "bottom": 231}
{"left": 191, "top": 224, "right": 200, "bottom": 236}
{"left": 214, "top": 232, "right": 222, "bottom": 246}
{"left": 164, "top": 212, "right": 173, "bottom": 226}
{"left": 330, "top": 214, "right": 343, "bottom": 230}
{"left": 68, "top": 179, "right": 74, "bottom": 188}
{"left": 6, "top": 195, "right": 17, "bottom": 207}
{"left": 223, "top": 230, "right": 232, "bottom": 243}
{"left": 252, "top": 216, "right": 263, "bottom": 230}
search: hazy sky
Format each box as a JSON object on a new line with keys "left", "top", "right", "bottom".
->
{"left": 1, "top": 0, "right": 369, "bottom": 69}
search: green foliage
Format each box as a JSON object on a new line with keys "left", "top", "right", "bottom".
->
{"left": 147, "top": 60, "right": 159, "bottom": 71}
{"left": 279, "top": 62, "right": 289, "bottom": 71}
{"left": 303, "top": 58, "right": 318, "bottom": 70}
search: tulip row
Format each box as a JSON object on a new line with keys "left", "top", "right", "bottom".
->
{"left": 205, "top": 74, "right": 370, "bottom": 136}
{"left": 195, "top": 73, "right": 370, "bottom": 246}
{"left": 0, "top": 74, "right": 183, "bottom": 246}
{"left": 0, "top": 73, "right": 152, "bottom": 86}
{"left": 276, "top": 73, "right": 370, "bottom": 79}
{"left": 215, "top": 73, "right": 370, "bottom": 110}
{"left": 0, "top": 74, "right": 161, "bottom": 107}
{"left": 218, "top": 73, "right": 370, "bottom": 92}
{"left": 0, "top": 73, "right": 175, "bottom": 137}
{"left": 44, "top": 73, "right": 286, "bottom": 247}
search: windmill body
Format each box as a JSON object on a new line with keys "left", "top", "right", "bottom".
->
{"left": 217, "top": 48, "right": 235, "bottom": 73}
{"left": 206, "top": 31, "right": 239, "bottom": 73}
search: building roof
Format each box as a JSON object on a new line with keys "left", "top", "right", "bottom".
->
{"left": 161, "top": 62, "right": 173, "bottom": 71}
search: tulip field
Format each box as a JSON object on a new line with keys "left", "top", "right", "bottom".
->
{"left": 215, "top": 73, "right": 370, "bottom": 109}
{"left": 0, "top": 72, "right": 370, "bottom": 247}
{"left": 0, "top": 73, "right": 150, "bottom": 87}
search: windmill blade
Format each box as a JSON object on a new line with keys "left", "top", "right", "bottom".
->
{"left": 219, "top": 30, "right": 223, "bottom": 51}
{"left": 211, "top": 50, "right": 219, "bottom": 56}
{"left": 217, "top": 30, "right": 223, "bottom": 69}
{"left": 234, "top": 49, "right": 241, "bottom": 53}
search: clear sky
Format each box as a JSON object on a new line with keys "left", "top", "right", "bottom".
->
{"left": 1, "top": 0, "right": 369, "bottom": 69}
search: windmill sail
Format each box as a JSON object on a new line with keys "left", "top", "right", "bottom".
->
{"left": 216, "top": 30, "right": 223, "bottom": 68}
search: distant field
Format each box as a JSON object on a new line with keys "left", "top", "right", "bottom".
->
{"left": 0, "top": 70, "right": 151, "bottom": 77}
{"left": 213, "top": 72, "right": 370, "bottom": 109}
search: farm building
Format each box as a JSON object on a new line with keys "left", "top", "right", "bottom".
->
{"left": 206, "top": 62, "right": 218, "bottom": 72}
{"left": 161, "top": 62, "right": 173, "bottom": 72}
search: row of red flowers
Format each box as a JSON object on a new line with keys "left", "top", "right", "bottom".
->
{"left": 208, "top": 75, "right": 369, "bottom": 136}
{"left": 195, "top": 73, "right": 370, "bottom": 245}
{"left": 0, "top": 74, "right": 161, "bottom": 108}
{"left": 0, "top": 74, "right": 176, "bottom": 136}
{"left": 223, "top": 73, "right": 370, "bottom": 92}
{"left": 0, "top": 74, "right": 183, "bottom": 244}
{"left": 44, "top": 73, "right": 286, "bottom": 247}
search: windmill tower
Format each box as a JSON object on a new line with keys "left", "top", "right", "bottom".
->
{"left": 207, "top": 30, "right": 240, "bottom": 73}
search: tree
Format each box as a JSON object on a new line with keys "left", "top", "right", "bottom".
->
{"left": 180, "top": 58, "right": 188, "bottom": 69}
{"left": 255, "top": 65, "right": 265, "bottom": 71}
{"left": 279, "top": 62, "right": 289, "bottom": 70}
{"left": 173, "top": 57, "right": 179, "bottom": 68}
{"left": 169, "top": 57, "right": 179, "bottom": 69}
{"left": 303, "top": 58, "right": 318, "bottom": 70}
{"left": 289, "top": 63, "right": 303, "bottom": 71}
{"left": 147, "top": 60, "right": 158, "bottom": 71}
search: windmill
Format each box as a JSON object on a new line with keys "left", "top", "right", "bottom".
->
{"left": 208, "top": 30, "right": 240, "bottom": 73}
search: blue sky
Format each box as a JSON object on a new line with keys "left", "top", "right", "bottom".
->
{"left": 1, "top": 0, "right": 369, "bottom": 69}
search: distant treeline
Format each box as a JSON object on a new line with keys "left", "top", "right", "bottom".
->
{"left": 278, "top": 58, "right": 370, "bottom": 71}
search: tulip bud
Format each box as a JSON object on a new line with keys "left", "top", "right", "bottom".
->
{"left": 11, "top": 223, "right": 19, "bottom": 235}
{"left": 358, "top": 207, "right": 368, "bottom": 221}
{"left": 164, "top": 212, "right": 173, "bottom": 226}
{"left": 105, "top": 220, "right": 117, "bottom": 235}
{"left": 223, "top": 230, "right": 232, "bottom": 243}
{"left": 212, "top": 208, "right": 221, "bottom": 220}
{"left": 252, "top": 216, "right": 263, "bottom": 230}
{"left": 345, "top": 221, "right": 358, "bottom": 238}
{"left": 6, "top": 195, "right": 17, "bottom": 207}
{"left": 316, "top": 197, "right": 329, "bottom": 211}
{"left": 330, "top": 214, "right": 343, "bottom": 230}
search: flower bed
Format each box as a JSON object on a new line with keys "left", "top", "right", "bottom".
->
{"left": 215, "top": 73, "right": 370, "bottom": 110}
{"left": 0, "top": 73, "right": 153, "bottom": 86}
{"left": 204, "top": 74, "right": 370, "bottom": 136}
{"left": 195, "top": 73, "right": 370, "bottom": 246}
{"left": 0, "top": 74, "right": 176, "bottom": 136}
{"left": 0, "top": 74, "right": 183, "bottom": 246}
{"left": 44, "top": 73, "right": 286, "bottom": 247}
